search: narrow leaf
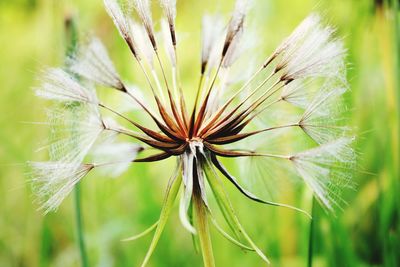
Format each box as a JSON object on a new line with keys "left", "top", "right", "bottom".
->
{"left": 121, "top": 220, "right": 159, "bottom": 242}
{"left": 204, "top": 159, "right": 270, "bottom": 264}
{"left": 141, "top": 161, "right": 182, "bottom": 267}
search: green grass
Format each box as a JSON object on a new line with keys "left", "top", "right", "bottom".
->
{"left": 0, "top": 0, "right": 399, "bottom": 266}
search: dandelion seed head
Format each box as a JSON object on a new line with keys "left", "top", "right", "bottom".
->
{"left": 30, "top": 1, "right": 354, "bottom": 263}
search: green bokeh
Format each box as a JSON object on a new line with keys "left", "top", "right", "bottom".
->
{"left": 0, "top": 0, "right": 399, "bottom": 266}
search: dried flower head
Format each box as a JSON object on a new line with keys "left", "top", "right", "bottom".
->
{"left": 30, "top": 0, "right": 354, "bottom": 265}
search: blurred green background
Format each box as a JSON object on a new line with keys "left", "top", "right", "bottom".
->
{"left": 0, "top": 0, "right": 399, "bottom": 266}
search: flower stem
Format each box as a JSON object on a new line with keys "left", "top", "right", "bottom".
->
{"left": 390, "top": 1, "right": 400, "bottom": 264}
{"left": 307, "top": 197, "right": 316, "bottom": 267}
{"left": 65, "top": 14, "right": 88, "bottom": 267}
{"left": 193, "top": 193, "right": 215, "bottom": 267}
{"left": 74, "top": 183, "right": 89, "bottom": 267}
{"left": 392, "top": 0, "right": 400, "bottom": 225}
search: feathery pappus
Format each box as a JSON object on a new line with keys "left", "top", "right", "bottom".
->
{"left": 29, "top": 0, "right": 355, "bottom": 265}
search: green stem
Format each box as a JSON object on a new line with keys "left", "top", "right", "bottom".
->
{"left": 391, "top": 1, "right": 400, "bottom": 264}
{"left": 193, "top": 193, "right": 215, "bottom": 267}
{"left": 74, "top": 183, "right": 89, "bottom": 267}
{"left": 65, "top": 15, "right": 88, "bottom": 267}
{"left": 307, "top": 198, "right": 316, "bottom": 267}
{"left": 392, "top": 0, "right": 400, "bottom": 220}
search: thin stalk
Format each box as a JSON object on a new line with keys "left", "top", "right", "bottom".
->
{"left": 203, "top": 66, "right": 266, "bottom": 127}
{"left": 151, "top": 69, "right": 166, "bottom": 104}
{"left": 193, "top": 61, "right": 223, "bottom": 135}
{"left": 307, "top": 197, "right": 317, "bottom": 267}
{"left": 173, "top": 46, "right": 189, "bottom": 126}
{"left": 188, "top": 74, "right": 205, "bottom": 138}
{"left": 194, "top": 73, "right": 205, "bottom": 111}
{"left": 155, "top": 50, "right": 171, "bottom": 92}
{"left": 193, "top": 191, "right": 215, "bottom": 267}
{"left": 390, "top": 1, "right": 400, "bottom": 264}
{"left": 205, "top": 68, "right": 229, "bottom": 117}
{"left": 199, "top": 71, "right": 277, "bottom": 135}
{"left": 74, "top": 183, "right": 89, "bottom": 267}
{"left": 65, "top": 15, "right": 89, "bottom": 267}
{"left": 137, "top": 60, "right": 158, "bottom": 97}
{"left": 172, "top": 66, "right": 178, "bottom": 100}
{"left": 392, "top": 0, "right": 400, "bottom": 222}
